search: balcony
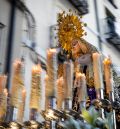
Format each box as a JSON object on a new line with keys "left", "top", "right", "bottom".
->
{"left": 106, "top": 34, "right": 120, "bottom": 50}
{"left": 0, "top": 23, "right": 5, "bottom": 29}
{"left": 69, "top": 0, "right": 89, "bottom": 15}
{"left": 107, "top": 0, "right": 117, "bottom": 9}
{"left": 101, "top": 18, "right": 120, "bottom": 51}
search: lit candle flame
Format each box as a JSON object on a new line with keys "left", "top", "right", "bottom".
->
{"left": 3, "top": 88, "right": 8, "bottom": 97}
{"left": 32, "top": 65, "right": 41, "bottom": 73}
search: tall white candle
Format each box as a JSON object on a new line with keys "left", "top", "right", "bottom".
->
{"left": 0, "top": 75, "right": 7, "bottom": 94}
{"left": 30, "top": 64, "right": 41, "bottom": 110}
{"left": 45, "top": 74, "right": 49, "bottom": 109}
{"left": 75, "top": 73, "right": 87, "bottom": 102}
{"left": 0, "top": 88, "right": 7, "bottom": 119}
{"left": 63, "top": 60, "right": 74, "bottom": 99}
{"left": 11, "top": 60, "right": 24, "bottom": 107}
{"left": 22, "top": 88, "right": 26, "bottom": 102}
{"left": 92, "top": 53, "right": 104, "bottom": 90}
{"left": 47, "top": 49, "right": 57, "bottom": 97}
{"left": 57, "top": 77, "right": 64, "bottom": 109}
{"left": 17, "top": 88, "right": 26, "bottom": 122}
{"left": 103, "top": 58, "right": 113, "bottom": 94}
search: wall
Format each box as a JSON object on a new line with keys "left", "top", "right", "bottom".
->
{"left": 25, "top": 0, "right": 55, "bottom": 56}
{"left": 0, "top": 0, "right": 24, "bottom": 73}
{"left": 0, "top": 0, "right": 11, "bottom": 73}
{"left": 12, "top": 8, "right": 23, "bottom": 61}
{"left": 114, "top": 0, "right": 120, "bottom": 8}
{"left": 99, "top": 0, "right": 120, "bottom": 66}
{"left": 0, "top": 0, "right": 25, "bottom": 91}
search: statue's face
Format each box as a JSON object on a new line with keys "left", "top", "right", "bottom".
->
{"left": 71, "top": 39, "right": 81, "bottom": 57}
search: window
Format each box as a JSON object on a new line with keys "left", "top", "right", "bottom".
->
{"left": 105, "top": 8, "right": 116, "bottom": 35}
{"left": 0, "top": 23, "right": 5, "bottom": 73}
{"left": 0, "top": 23, "right": 5, "bottom": 43}
{"left": 108, "top": 0, "right": 117, "bottom": 8}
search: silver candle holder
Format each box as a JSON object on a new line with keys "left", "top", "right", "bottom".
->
{"left": 79, "top": 101, "right": 86, "bottom": 112}
{"left": 64, "top": 98, "right": 72, "bottom": 111}
{"left": 48, "top": 96, "right": 57, "bottom": 129}
{"left": 109, "top": 91, "right": 117, "bottom": 129}
{"left": 12, "top": 107, "right": 19, "bottom": 121}
{"left": 49, "top": 96, "right": 57, "bottom": 110}
{"left": 96, "top": 88, "right": 105, "bottom": 119}
{"left": 29, "top": 108, "right": 38, "bottom": 121}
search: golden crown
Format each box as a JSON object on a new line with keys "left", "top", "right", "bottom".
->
{"left": 57, "top": 10, "right": 87, "bottom": 53}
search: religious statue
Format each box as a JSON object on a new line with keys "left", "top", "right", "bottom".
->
{"left": 57, "top": 10, "right": 98, "bottom": 111}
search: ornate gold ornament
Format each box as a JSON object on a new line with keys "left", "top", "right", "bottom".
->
{"left": 57, "top": 10, "right": 87, "bottom": 53}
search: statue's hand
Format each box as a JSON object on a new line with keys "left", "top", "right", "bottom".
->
{"left": 76, "top": 54, "right": 91, "bottom": 65}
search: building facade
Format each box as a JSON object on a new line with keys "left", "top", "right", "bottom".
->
{"left": 24, "top": 0, "right": 120, "bottom": 69}
{"left": 1, "top": 0, "right": 120, "bottom": 121}
{"left": 0, "top": 0, "right": 26, "bottom": 93}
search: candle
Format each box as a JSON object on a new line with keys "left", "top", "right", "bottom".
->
{"left": 92, "top": 53, "right": 104, "bottom": 90}
{"left": 3, "top": 88, "right": 8, "bottom": 97}
{"left": 17, "top": 88, "right": 26, "bottom": 122}
{"left": 74, "top": 61, "right": 81, "bottom": 74}
{"left": 32, "top": 65, "right": 41, "bottom": 73}
{"left": 57, "top": 77, "right": 64, "bottom": 109}
{"left": 63, "top": 60, "right": 74, "bottom": 99}
{"left": 0, "top": 75, "right": 7, "bottom": 94}
{"left": 0, "top": 88, "right": 7, "bottom": 120}
{"left": 30, "top": 64, "right": 41, "bottom": 110}
{"left": 45, "top": 74, "right": 49, "bottom": 109}
{"left": 75, "top": 73, "right": 87, "bottom": 102}
{"left": 11, "top": 59, "right": 24, "bottom": 108}
{"left": 103, "top": 57, "right": 113, "bottom": 94}
{"left": 47, "top": 49, "right": 57, "bottom": 97}
{"left": 22, "top": 88, "right": 26, "bottom": 102}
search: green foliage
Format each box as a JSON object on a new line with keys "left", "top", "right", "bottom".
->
{"left": 82, "top": 106, "right": 99, "bottom": 127}
{"left": 63, "top": 117, "right": 80, "bottom": 129}
{"left": 62, "top": 106, "right": 113, "bottom": 129}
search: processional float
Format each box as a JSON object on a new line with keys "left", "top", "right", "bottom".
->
{"left": 0, "top": 10, "right": 120, "bottom": 129}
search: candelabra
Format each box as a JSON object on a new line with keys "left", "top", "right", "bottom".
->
{"left": 91, "top": 92, "right": 120, "bottom": 129}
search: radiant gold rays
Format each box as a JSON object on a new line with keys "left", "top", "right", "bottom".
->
{"left": 57, "top": 10, "right": 86, "bottom": 53}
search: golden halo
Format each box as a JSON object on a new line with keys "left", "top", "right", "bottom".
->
{"left": 57, "top": 11, "right": 86, "bottom": 53}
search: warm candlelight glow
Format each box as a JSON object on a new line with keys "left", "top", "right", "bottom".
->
{"left": 13, "top": 59, "right": 22, "bottom": 65}
{"left": 22, "top": 88, "right": 26, "bottom": 100}
{"left": 0, "top": 75, "right": 7, "bottom": 93}
{"left": 11, "top": 59, "right": 24, "bottom": 108}
{"left": 46, "top": 109, "right": 55, "bottom": 119}
{"left": 32, "top": 65, "right": 41, "bottom": 73}
{"left": 17, "top": 88, "right": 26, "bottom": 123}
{"left": 76, "top": 72, "right": 85, "bottom": 78}
{"left": 45, "top": 75, "right": 49, "bottom": 81}
{"left": 45, "top": 74, "right": 49, "bottom": 109}
{"left": 0, "top": 87, "right": 7, "bottom": 119}
{"left": 63, "top": 60, "right": 74, "bottom": 99}
{"left": 57, "top": 77, "right": 64, "bottom": 109}
{"left": 3, "top": 88, "right": 8, "bottom": 97}
{"left": 47, "top": 48, "right": 57, "bottom": 53}
{"left": 46, "top": 48, "right": 57, "bottom": 97}
{"left": 47, "top": 49, "right": 57, "bottom": 58}
{"left": 13, "top": 59, "right": 22, "bottom": 72}
{"left": 103, "top": 58, "right": 111, "bottom": 65}
{"left": 49, "top": 48, "right": 57, "bottom": 53}
{"left": 103, "top": 57, "right": 111, "bottom": 66}
{"left": 103, "top": 57, "right": 113, "bottom": 94}
{"left": 75, "top": 72, "right": 87, "bottom": 102}
{"left": 92, "top": 52, "right": 104, "bottom": 90}
{"left": 30, "top": 64, "right": 42, "bottom": 110}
